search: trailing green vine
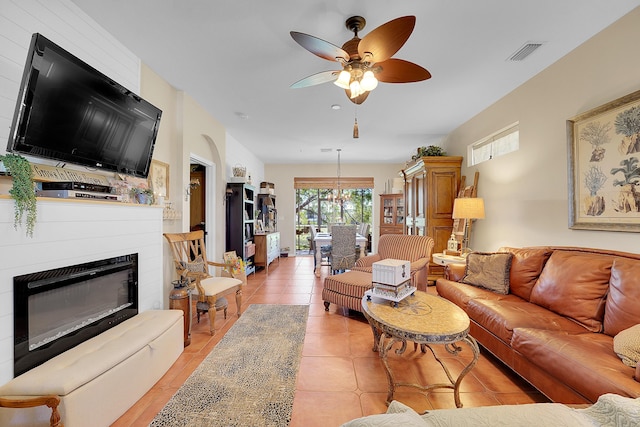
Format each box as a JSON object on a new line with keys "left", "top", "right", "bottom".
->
{"left": 0, "top": 153, "right": 37, "bottom": 237}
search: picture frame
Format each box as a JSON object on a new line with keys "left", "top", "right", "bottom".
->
{"left": 148, "top": 160, "right": 170, "bottom": 198}
{"left": 223, "top": 251, "right": 238, "bottom": 263}
{"left": 567, "top": 89, "right": 640, "bottom": 232}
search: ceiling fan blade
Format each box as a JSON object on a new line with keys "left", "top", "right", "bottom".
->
{"left": 375, "top": 58, "right": 431, "bottom": 83}
{"left": 291, "top": 70, "right": 340, "bottom": 88}
{"left": 345, "top": 89, "right": 370, "bottom": 105}
{"left": 290, "top": 31, "right": 349, "bottom": 62}
{"left": 358, "top": 16, "right": 416, "bottom": 64}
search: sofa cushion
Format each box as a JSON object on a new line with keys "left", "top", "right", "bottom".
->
{"left": 341, "top": 400, "right": 425, "bottom": 427}
{"left": 499, "top": 247, "right": 553, "bottom": 301}
{"left": 435, "top": 279, "right": 506, "bottom": 312}
{"left": 461, "top": 252, "right": 513, "bottom": 294}
{"left": 511, "top": 328, "right": 639, "bottom": 402}
{"left": 529, "top": 251, "right": 612, "bottom": 332}
{"left": 604, "top": 258, "right": 640, "bottom": 336}
{"left": 614, "top": 324, "right": 640, "bottom": 368}
{"left": 466, "top": 298, "right": 587, "bottom": 344}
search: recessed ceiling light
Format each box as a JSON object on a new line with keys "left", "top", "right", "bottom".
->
{"left": 331, "top": 104, "right": 341, "bottom": 110}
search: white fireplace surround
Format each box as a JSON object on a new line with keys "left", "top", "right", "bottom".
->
{"left": 0, "top": 197, "right": 164, "bottom": 385}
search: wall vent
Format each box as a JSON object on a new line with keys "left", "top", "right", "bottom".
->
{"left": 507, "top": 42, "right": 544, "bottom": 61}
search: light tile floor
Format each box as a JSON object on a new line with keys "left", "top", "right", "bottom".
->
{"left": 112, "top": 256, "right": 547, "bottom": 427}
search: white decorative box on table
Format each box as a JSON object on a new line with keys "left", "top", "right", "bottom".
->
{"left": 369, "top": 259, "right": 415, "bottom": 306}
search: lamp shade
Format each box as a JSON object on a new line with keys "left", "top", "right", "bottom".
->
{"left": 334, "top": 70, "right": 351, "bottom": 89}
{"left": 452, "top": 198, "right": 485, "bottom": 219}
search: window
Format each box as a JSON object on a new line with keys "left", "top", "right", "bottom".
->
{"left": 294, "top": 177, "right": 373, "bottom": 253}
{"left": 468, "top": 122, "right": 519, "bottom": 166}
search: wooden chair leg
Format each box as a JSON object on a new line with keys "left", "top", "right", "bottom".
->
{"left": 207, "top": 296, "right": 216, "bottom": 335}
{"left": 235, "top": 289, "right": 243, "bottom": 317}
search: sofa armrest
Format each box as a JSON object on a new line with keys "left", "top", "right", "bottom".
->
{"left": 355, "top": 254, "right": 382, "bottom": 268}
{"left": 445, "top": 263, "right": 466, "bottom": 282}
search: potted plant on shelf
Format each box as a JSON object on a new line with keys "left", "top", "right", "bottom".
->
{"left": 411, "top": 145, "right": 446, "bottom": 160}
{"left": 129, "top": 183, "right": 154, "bottom": 205}
{"left": 0, "top": 153, "right": 37, "bottom": 237}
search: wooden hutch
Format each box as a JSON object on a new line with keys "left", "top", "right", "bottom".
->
{"left": 401, "top": 156, "right": 463, "bottom": 282}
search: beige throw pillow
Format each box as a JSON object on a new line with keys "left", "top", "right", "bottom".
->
{"left": 461, "top": 252, "right": 513, "bottom": 294}
{"left": 614, "top": 324, "right": 640, "bottom": 368}
{"left": 185, "top": 255, "right": 206, "bottom": 273}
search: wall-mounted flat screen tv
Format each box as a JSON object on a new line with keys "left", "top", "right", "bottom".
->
{"left": 6, "top": 33, "right": 162, "bottom": 178}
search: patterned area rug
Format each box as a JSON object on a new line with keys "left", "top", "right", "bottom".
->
{"left": 150, "top": 304, "right": 309, "bottom": 427}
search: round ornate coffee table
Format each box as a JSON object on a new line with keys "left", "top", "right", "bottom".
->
{"left": 361, "top": 290, "right": 479, "bottom": 408}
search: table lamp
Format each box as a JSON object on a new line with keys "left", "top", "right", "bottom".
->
{"left": 452, "top": 198, "right": 485, "bottom": 256}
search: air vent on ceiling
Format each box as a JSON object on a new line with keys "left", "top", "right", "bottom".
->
{"left": 507, "top": 42, "right": 545, "bottom": 62}
{"left": 320, "top": 148, "right": 333, "bottom": 153}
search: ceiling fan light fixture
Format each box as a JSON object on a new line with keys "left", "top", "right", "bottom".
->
{"left": 334, "top": 70, "right": 351, "bottom": 89}
{"left": 360, "top": 70, "right": 378, "bottom": 91}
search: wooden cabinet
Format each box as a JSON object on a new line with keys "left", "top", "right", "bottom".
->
{"left": 225, "top": 183, "right": 256, "bottom": 275}
{"left": 254, "top": 231, "right": 280, "bottom": 274}
{"left": 401, "top": 156, "right": 462, "bottom": 282}
{"left": 379, "top": 193, "right": 405, "bottom": 236}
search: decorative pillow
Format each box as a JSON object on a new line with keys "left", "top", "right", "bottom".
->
{"left": 185, "top": 255, "right": 206, "bottom": 273}
{"left": 614, "top": 324, "right": 640, "bottom": 368}
{"left": 461, "top": 252, "right": 513, "bottom": 294}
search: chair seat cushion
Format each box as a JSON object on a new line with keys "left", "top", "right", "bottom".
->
{"left": 192, "top": 276, "right": 242, "bottom": 296}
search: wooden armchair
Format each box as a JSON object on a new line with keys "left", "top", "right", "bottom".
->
{"left": 163, "top": 231, "right": 244, "bottom": 335}
{"left": 0, "top": 395, "right": 63, "bottom": 427}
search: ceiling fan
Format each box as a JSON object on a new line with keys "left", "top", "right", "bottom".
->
{"left": 290, "top": 15, "right": 431, "bottom": 104}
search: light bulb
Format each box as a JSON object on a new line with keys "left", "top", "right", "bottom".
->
{"left": 334, "top": 70, "right": 351, "bottom": 89}
{"left": 349, "top": 80, "right": 362, "bottom": 98}
{"left": 360, "top": 70, "right": 378, "bottom": 91}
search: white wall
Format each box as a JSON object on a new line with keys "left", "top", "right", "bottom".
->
{"left": 226, "top": 133, "right": 265, "bottom": 188}
{"left": 444, "top": 7, "right": 640, "bottom": 254}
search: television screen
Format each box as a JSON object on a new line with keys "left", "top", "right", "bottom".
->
{"left": 7, "top": 33, "right": 162, "bottom": 178}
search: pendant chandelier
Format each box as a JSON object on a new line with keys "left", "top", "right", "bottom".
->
{"left": 328, "top": 149, "right": 350, "bottom": 204}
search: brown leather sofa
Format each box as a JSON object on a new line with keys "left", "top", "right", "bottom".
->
{"left": 436, "top": 246, "right": 640, "bottom": 404}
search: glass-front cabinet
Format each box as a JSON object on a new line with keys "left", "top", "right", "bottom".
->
{"left": 379, "top": 193, "right": 405, "bottom": 236}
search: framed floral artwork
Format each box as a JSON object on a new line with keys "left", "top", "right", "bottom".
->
{"left": 567, "top": 89, "right": 640, "bottom": 231}
{"left": 148, "top": 160, "right": 169, "bottom": 199}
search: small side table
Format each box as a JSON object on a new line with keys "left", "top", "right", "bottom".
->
{"left": 432, "top": 252, "right": 466, "bottom": 266}
{"left": 361, "top": 291, "right": 479, "bottom": 408}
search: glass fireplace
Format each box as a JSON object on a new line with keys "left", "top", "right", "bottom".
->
{"left": 13, "top": 254, "right": 138, "bottom": 376}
